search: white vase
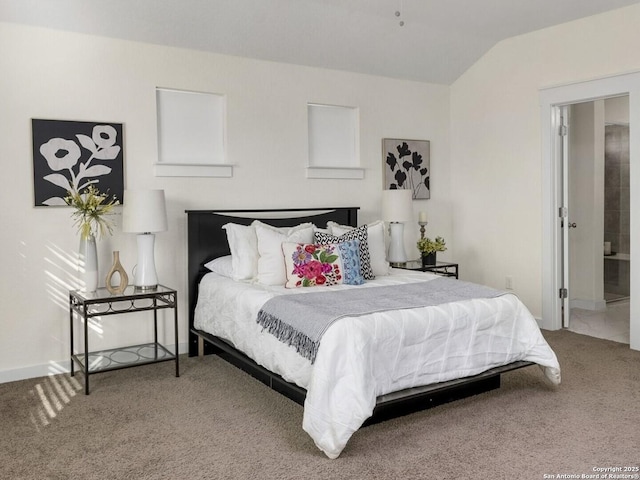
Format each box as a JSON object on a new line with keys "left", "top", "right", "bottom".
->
{"left": 79, "top": 234, "right": 99, "bottom": 292}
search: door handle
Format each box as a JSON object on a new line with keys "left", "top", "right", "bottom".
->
{"left": 568, "top": 222, "right": 577, "bottom": 228}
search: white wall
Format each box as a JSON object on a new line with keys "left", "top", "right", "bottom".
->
{"left": 605, "top": 95, "right": 630, "bottom": 125}
{"left": 0, "top": 22, "right": 451, "bottom": 382}
{"left": 9, "top": 3, "right": 640, "bottom": 381}
{"left": 450, "top": 3, "right": 640, "bottom": 330}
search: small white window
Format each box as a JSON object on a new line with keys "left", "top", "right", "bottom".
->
{"left": 307, "top": 103, "right": 363, "bottom": 179}
{"left": 155, "top": 88, "right": 231, "bottom": 177}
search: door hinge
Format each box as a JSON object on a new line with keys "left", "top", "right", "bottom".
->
{"left": 559, "top": 288, "right": 568, "bottom": 299}
{"left": 559, "top": 207, "right": 568, "bottom": 218}
{"left": 559, "top": 125, "right": 568, "bottom": 136}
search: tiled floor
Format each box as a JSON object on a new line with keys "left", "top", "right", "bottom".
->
{"left": 568, "top": 299, "right": 630, "bottom": 344}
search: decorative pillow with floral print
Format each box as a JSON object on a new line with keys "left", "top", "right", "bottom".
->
{"left": 282, "top": 240, "right": 365, "bottom": 288}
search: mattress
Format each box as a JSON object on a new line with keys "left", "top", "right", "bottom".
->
{"left": 194, "top": 269, "right": 561, "bottom": 458}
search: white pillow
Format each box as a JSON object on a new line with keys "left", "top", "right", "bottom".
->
{"left": 222, "top": 222, "right": 258, "bottom": 280}
{"left": 313, "top": 224, "right": 331, "bottom": 235}
{"left": 328, "top": 220, "right": 390, "bottom": 276}
{"left": 255, "top": 221, "right": 315, "bottom": 285}
{"left": 204, "top": 255, "right": 234, "bottom": 278}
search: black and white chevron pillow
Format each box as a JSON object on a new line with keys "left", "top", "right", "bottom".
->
{"left": 314, "top": 226, "right": 374, "bottom": 280}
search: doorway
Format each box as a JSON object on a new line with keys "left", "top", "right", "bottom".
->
{"left": 564, "top": 97, "right": 630, "bottom": 344}
{"left": 539, "top": 70, "right": 640, "bottom": 351}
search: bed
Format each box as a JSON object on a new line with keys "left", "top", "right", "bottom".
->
{"left": 187, "top": 207, "right": 561, "bottom": 459}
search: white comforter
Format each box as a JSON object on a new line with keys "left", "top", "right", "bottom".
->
{"left": 194, "top": 269, "right": 561, "bottom": 459}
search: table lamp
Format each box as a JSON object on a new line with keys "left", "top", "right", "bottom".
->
{"left": 122, "top": 189, "right": 168, "bottom": 289}
{"left": 382, "top": 189, "right": 413, "bottom": 266}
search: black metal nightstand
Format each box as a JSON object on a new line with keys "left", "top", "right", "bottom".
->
{"left": 69, "top": 285, "right": 179, "bottom": 394}
{"left": 396, "top": 260, "right": 459, "bottom": 279}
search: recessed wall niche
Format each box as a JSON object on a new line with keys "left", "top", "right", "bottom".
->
{"left": 307, "top": 103, "right": 364, "bottom": 179}
{"left": 155, "top": 88, "right": 231, "bottom": 177}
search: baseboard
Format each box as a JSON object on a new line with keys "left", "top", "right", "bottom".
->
{"left": 0, "top": 342, "right": 189, "bottom": 385}
{"left": 571, "top": 298, "right": 607, "bottom": 311}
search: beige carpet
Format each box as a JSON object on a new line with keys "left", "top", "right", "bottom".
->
{"left": 1, "top": 330, "right": 638, "bottom": 480}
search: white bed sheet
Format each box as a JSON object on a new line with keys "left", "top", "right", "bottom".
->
{"left": 194, "top": 269, "right": 561, "bottom": 459}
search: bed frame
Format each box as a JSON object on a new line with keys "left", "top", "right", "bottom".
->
{"left": 186, "top": 207, "right": 532, "bottom": 426}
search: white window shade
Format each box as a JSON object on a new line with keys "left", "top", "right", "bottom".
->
{"left": 307, "top": 103, "right": 363, "bottom": 179}
{"left": 155, "top": 88, "right": 231, "bottom": 177}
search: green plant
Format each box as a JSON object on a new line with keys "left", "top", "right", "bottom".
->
{"left": 65, "top": 185, "right": 120, "bottom": 239}
{"left": 417, "top": 236, "right": 446, "bottom": 255}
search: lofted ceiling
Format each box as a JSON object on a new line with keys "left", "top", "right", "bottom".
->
{"left": 2, "top": 0, "right": 639, "bottom": 84}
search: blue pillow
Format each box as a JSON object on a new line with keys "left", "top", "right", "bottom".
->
{"left": 314, "top": 226, "right": 374, "bottom": 280}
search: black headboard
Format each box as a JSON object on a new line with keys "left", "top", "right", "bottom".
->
{"left": 185, "top": 208, "right": 359, "bottom": 356}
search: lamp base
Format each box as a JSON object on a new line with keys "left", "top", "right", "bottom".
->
{"left": 134, "top": 233, "right": 159, "bottom": 289}
{"left": 387, "top": 222, "right": 407, "bottom": 264}
{"left": 389, "top": 261, "right": 407, "bottom": 268}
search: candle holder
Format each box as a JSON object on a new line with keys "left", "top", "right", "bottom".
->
{"left": 419, "top": 221, "right": 428, "bottom": 239}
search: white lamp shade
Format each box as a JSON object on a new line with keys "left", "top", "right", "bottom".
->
{"left": 122, "top": 190, "right": 168, "bottom": 233}
{"left": 381, "top": 189, "right": 413, "bottom": 223}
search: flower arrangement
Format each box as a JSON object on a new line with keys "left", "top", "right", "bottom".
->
{"left": 65, "top": 185, "right": 119, "bottom": 240}
{"left": 417, "top": 236, "right": 446, "bottom": 255}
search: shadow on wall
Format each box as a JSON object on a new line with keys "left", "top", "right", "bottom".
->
{"left": 44, "top": 241, "right": 105, "bottom": 336}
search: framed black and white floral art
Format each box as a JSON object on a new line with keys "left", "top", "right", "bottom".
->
{"left": 32, "top": 119, "right": 124, "bottom": 206}
{"left": 383, "top": 138, "right": 430, "bottom": 200}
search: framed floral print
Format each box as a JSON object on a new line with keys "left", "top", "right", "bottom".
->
{"left": 383, "top": 138, "right": 430, "bottom": 200}
{"left": 32, "top": 119, "right": 124, "bottom": 206}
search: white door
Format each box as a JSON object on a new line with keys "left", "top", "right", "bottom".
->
{"left": 559, "top": 106, "right": 571, "bottom": 328}
{"left": 561, "top": 99, "right": 625, "bottom": 333}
